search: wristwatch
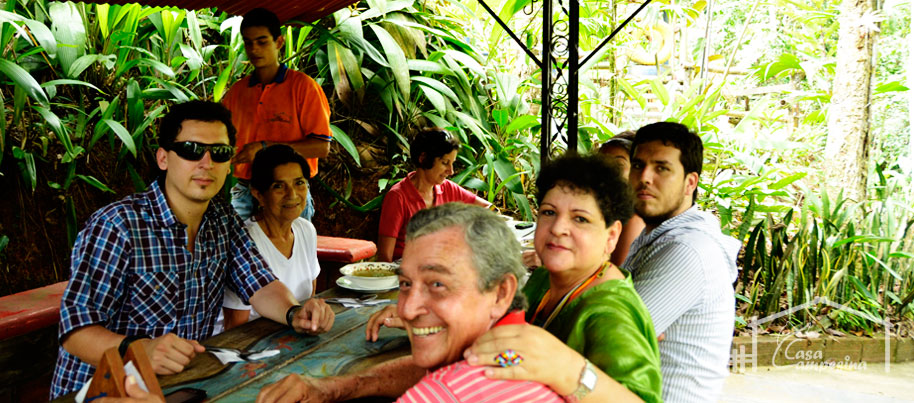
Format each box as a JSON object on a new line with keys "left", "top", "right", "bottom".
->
{"left": 564, "top": 358, "right": 597, "bottom": 402}
{"left": 285, "top": 304, "right": 303, "bottom": 328}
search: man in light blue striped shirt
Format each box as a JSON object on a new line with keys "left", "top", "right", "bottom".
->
{"left": 622, "top": 122, "right": 741, "bottom": 403}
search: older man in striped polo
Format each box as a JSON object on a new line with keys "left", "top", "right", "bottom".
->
{"left": 623, "top": 122, "right": 741, "bottom": 403}
{"left": 257, "top": 203, "right": 562, "bottom": 403}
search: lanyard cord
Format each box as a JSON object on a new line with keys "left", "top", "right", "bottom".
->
{"left": 533, "top": 261, "right": 610, "bottom": 328}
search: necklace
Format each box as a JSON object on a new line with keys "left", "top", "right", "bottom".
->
{"left": 533, "top": 261, "right": 610, "bottom": 328}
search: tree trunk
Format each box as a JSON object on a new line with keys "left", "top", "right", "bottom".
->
{"left": 824, "top": 0, "right": 876, "bottom": 203}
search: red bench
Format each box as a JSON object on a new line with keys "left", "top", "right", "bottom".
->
{"left": 0, "top": 281, "right": 67, "bottom": 340}
{"left": 316, "top": 235, "right": 377, "bottom": 263}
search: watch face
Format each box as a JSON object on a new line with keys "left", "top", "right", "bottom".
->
{"left": 581, "top": 363, "right": 598, "bottom": 389}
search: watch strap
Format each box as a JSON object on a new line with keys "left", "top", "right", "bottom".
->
{"left": 285, "top": 304, "right": 303, "bottom": 328}
{"left": 564, "top": 358, "right": 597, "bottom": 402}
{"left": 118, "top": 335, "right": 148, "bottom": 357}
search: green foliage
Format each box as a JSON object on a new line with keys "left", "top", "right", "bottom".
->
{"left": 0, "top": 2, "right": 245, "bottom": 249}
{"left": 736, "top": 169, "right": 914, "bottom": 332}
{"left": 1, "top": 0, "right": 910, "bottom": 334}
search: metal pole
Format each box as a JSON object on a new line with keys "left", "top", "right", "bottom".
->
{"left": 541, "top": 0, "right": 553, "bottom": 162}
{"left": 568, "top": 0, "right": 579, "bottom": 153}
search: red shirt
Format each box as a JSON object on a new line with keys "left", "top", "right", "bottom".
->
{"left": 222, "top": 65, "right": 331, "bottom": 179}
{"left": 378, "top": 171, "right": 478, "bottom": 259}
{"left": 397, "top": 311, "right": 562, "bottom": 403}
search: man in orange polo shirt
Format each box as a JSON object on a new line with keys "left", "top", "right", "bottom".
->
{"left": 223, "top": 8, "right": 332, "bottom": 221}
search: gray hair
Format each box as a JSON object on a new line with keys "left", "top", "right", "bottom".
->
{"left": 405, "top": 203, "right": 527, "bottom": 311}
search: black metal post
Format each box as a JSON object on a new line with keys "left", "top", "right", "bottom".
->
{"left": 567, "top": 0, "right": 578, "bottom": 154}
{"left": 541, "top": 0, "right": 553, "bottom": 162}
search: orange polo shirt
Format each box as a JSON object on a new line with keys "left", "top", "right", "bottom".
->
{"left": 223, "top": 65, "right": 332, "bottom": 179}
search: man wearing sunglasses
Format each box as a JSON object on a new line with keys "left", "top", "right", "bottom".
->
{"left": 50, "top": 101, "right": 335, "bottom": 399}
{"left": 223, "top": 8, "right": 332, "bottom": 222}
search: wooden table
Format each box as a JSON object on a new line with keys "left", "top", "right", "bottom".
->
{"left": 57, "top": 288, "right": 408, "bottom": 402}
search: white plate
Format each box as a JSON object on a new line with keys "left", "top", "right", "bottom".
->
{"left": 336, "top": 276, "right": 398, "bottom": 293}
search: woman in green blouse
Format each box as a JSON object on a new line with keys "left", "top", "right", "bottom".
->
{"left": 465, "top": 153, "right": 662, "bottom": 402}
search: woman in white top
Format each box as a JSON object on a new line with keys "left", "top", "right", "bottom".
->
{"left": 222, "top": 145, "right": 325, "bottom": 330}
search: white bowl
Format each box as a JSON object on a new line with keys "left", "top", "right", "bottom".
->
{"left": 339, "top": 262, "right": 399, "bottom": 289}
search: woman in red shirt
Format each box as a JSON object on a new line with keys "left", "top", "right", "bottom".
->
{"left": 377, "top": 128, "right": 491, "bottom": 262}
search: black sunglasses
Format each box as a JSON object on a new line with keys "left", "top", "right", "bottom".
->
{"left": 168, "top": 141, "right": 235, "bottom": 163}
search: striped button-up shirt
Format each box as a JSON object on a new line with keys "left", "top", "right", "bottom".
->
{"left": 51, "top": 179, "right": 276, "bottom": 398}
{"left": 623, "top": 205, "right": 741, "bottom": 403}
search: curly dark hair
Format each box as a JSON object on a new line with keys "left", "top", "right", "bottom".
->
{"left": 535, "top": 153, "right": 634, "bottom": 227}
{"left": 410, "top": 127, "right": 460, "bottom": 169}
{"left": 241, "top": 8, "right": 281, "bottom": 39}
{"left": 158, "top": 100, "right": 236, "bottom": 147}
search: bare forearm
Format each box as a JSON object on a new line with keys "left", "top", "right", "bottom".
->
{"left": 62, "top": 325, "right": 126, "bottom": 366}
{"left": 249, "top": 280, "right": 299, "bottom": 324}
{"left": 580, "top": 372, "right": 643, "bottom": 403}
{"left": 282, "top": 139, "right": 330, "bottom": 159}
{"left": 551, "top": 356, "right": 642, "bottom": 403}
{"left": 377, "top": 236, "right": 396, "bottom": 262}
{"left": 322, "top": 356, "right": 425, "bottom": 400}
{"left": 473, "top": 196, "right": 492, "bottom": 209}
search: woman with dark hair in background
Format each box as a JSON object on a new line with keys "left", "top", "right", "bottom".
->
{"left": 597, "top": 130, "right": 646, "bottom": 266}
{"left": 377, "top": 128, "right": 491, "bottom": 262}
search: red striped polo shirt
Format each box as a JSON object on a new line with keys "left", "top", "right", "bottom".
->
{"left": 397, "top": 311, "right": 562, "bottom": 403}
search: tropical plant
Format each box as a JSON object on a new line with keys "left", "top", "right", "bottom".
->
{"left": 736, "top": 165, "right": 914, "bottom": 333}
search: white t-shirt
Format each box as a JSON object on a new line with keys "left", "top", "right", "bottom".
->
{"left": 214, "top": 217, "right": 320, "bottom": 333}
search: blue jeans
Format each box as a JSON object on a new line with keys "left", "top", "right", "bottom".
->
{"left": 231, "top": 181, "right": 315, "bottom": 221}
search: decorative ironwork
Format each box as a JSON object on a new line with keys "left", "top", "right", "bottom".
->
{"left": 542, "top": 0, "right": 576, "bottom": 159}
{"left": 474, "top": 0, "right": 653, "bottom": 164}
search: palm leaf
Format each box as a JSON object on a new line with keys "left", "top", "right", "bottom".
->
{"left": 49, "top": 2, "right": 87, "bottom": 78}
{"left": 0, "top": 59, "right": 49, "bottom": 106}
{"left": 101, "top": 119, "right": 137, "bottom": 157}
{"left": 369, "top": 24, "right": 410, "bottom": 101}
{"left": 330, "top": 124, "right": 361, "bottom": 167}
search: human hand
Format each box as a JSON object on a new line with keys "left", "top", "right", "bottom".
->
{"left": 231, "top": 141, "right": 263, "bottom": 165}
{"left": 257, "top": 374, "right": 333, "bottom": 403}
{"left": 463, "top": 324, "right": 585, "bottom": 396}
{"left": 365, "top": 305, "right": 405, "bottom": 342}
{"left": 291, "top": 298, "right": 335, "bottom": 335}
{"left": 143, "top": 334, "right": 205, "bottom": 375}
{"left": 95, "top": 375, "right": 164, "bottom": 403}
{"left": 522, "top": 250, "right": 542, "bottom": 268}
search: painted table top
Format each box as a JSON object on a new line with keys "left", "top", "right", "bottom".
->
{"left": 56, "top": 288, "right": 408, "bottom": 402}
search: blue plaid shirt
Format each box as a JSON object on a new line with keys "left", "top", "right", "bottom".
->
{"left": 51, "top": 180, "right": 277, "bottom": 399}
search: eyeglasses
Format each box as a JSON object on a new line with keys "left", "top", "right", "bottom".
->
{"left": 168, "top": 141, "right": 235, "bottom": 163}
